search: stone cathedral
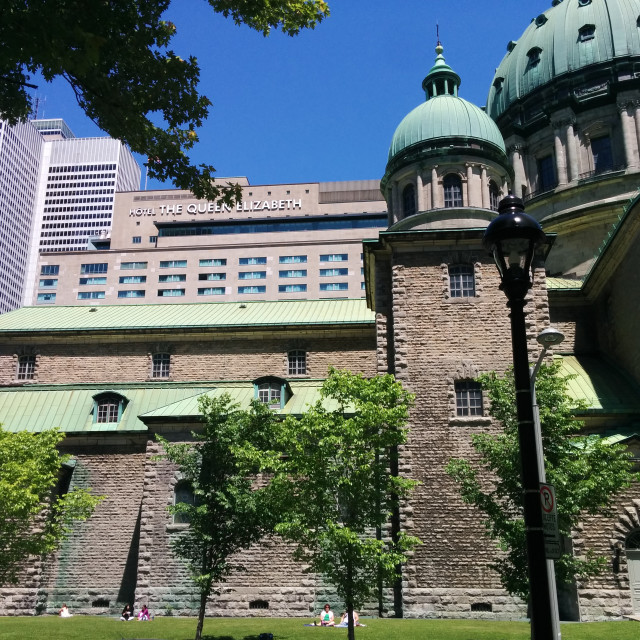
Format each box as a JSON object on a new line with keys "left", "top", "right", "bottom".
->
{"left": 2, "top": 0, "right": 640, "bottom": 622}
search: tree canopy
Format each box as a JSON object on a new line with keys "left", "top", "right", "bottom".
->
{"left": 446, "top": 361, "right": 637, "bottom": 600}
{"left": 272, "top": 368, "right": 420, "bottom": 640}
{"left": 0, "top": 426, "right": 102, "bottom": 586}
{"left": 158, "top": 394, "right": 283, "bottom": 640}
{"left": 0, "top": 0, "right": 330, "bottom": 201}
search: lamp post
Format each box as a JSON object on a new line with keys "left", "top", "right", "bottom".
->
{"left": 483, "top": 194, "right": 554, "bottom": 640}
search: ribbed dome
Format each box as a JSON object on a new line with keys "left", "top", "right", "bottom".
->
{"left": 388, "top": 95, "right": 506, "bottom": 161}
{"left": 388, "top": 45, "right": 506, "bottom": 164}
{"left": 487, "top": 0, "right": 640, "bottom": 120}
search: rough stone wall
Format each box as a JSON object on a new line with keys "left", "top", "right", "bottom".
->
{"left": 0, "top": 334, "right": 376, "bottom": 386}
{"left": 0, "top": 438, "right": 147, "bottom": 617}
{"left": 382, "top": 245, "right": 549, "bottom": 619}
{"left": 137, "top": 435, "right": 319, "bottom": 618}
{"left": 574, "top": 488, "right": 640, "bottom": 621}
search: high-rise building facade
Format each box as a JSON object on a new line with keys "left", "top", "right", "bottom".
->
{"left": 0, "top": 118, "right": 141, "bottom": 313}
{"left": 0, "top": 120, "right": 43, "bottom": 314}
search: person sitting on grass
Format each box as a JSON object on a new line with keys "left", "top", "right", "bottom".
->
{"left": 138, "top": 604, "right": 150, "bottom": 621}
{"left": 121, "top": 604, "right": 133, "bottom": 620}
{"left": 58, "top": 603, "right": 72, "bottom": 617}
{"left": 336, "top": 610, "right": 360, "bottom": 627}
{"left": 319, "top": 603, "right": 335, "bottom": 626}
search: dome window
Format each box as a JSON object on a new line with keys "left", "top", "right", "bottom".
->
{"left": 579, "top": 24, "right": 596, "bottom": 42}
{"left": 527, "top": 47, "right": 542, "bottom": 66}
{"left": 507, "top": 41, "right": 517, "bottom": 53}
{"left": 493, "top": 77, "right": 504, "bottom": 92}
{"left": 402, "top": 184, "right": 417, "bottom": 217}
{"left": 443, "top": 174, "right": 463, "bottom": 208}
{"left": 535, "top": 14, "right": 548, "bottom": 28}
{"left": 552, "top": 0, "right": 564, "bottom": 6}
{"left": 578, "top": 0, "right": 592, "bottom": 6}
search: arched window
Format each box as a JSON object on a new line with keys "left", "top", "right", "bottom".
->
{"left": 402, "top": 184, "right": 416, "bottom": 217}
{"left": 489, "top": 181, "right": 501, "bottom": 211}
{"left": 151, "top": 352, "right": 170, "bottom": 378}
{"left": 173, "top": 480, "right": 195, "bottom": 524}
{"left": 627, "top": 531, "right": 640, "bottom": 549}
{"left": 254, "top": 377, "right": 288, "bottom": 410}
{"left": 288, "top": 350, "right": 306, "bottom": 375}
{"left": 443, "top": 174, "right": 463, "bottom": 208}
{"left": 527, "top": 47, "right": 542, "bottom": 66}
{"left": 94, "top": 393, "right": 126, "bottom": 423}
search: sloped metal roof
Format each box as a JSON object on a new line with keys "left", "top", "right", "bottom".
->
{"left": 0, "top": 381, "right": 332, "bottom": 434}
{"left": 0, "top": 385, "right": 213, "bottom": 433}
{"left": 558, "top": 355, "right": 640, "bottom": 414}
{"left": 546, "top": 277, "right": 583, "bottom": 290}
{"left": 0, "top": 299, "right": 374, "bottom": 334}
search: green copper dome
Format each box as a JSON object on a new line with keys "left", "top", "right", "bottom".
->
{"left": 487, "top": 0, "right": 640, "bottom": 120}
{"left": 388, "top": 45, "right": 506, "bottom": 164}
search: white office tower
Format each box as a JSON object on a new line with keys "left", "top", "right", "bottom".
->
{"left": 20, "top": 121, "right": 141, "bottom": 307}
{"left": 34, "top": 121, "right": 141, "bottom": 252}
{"left": 0, "top": 120, "right": 43, "bottom": 314}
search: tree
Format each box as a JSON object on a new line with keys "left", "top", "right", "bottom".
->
{"left": 0, "top": 426, "right": 102, "bottom": 586}
{"left": 272, "top": 368, "right": 420, "bottom": 640}
{"left": 158, "top": 394, "right": 282, "bottom": 640}
{"left": 446, "top": 361, "right": 638, "bottom": 601}
{"left": 0, "top": 1, "right": 330, "bottom": 202}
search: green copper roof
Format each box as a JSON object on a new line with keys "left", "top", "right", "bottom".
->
{"left": 0, "top": 381, "right": 333, "bottom": 434}
{"left": 0, "top": 299, "right": 374, "bottom": 334}
{"left": 388, "top": 45, "right": 506, "bottom": 164}
{"left": 487, "top": 0, "right": 640, "bottom": 120}
{"left": 546, "top": 277, "right": 583, "bottom": 290}
{"left": 0, "top": 385, "right": 213, "bottom": 433}
{"left": 558, "top": 355, "right": 640, "bottom": 414}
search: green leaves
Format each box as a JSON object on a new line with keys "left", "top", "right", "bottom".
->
{"left": 446, "top": 362, "right": 637, "bottom": 600}
{"left": 0, "top": 427, "right": 102, "bottom": 585}
{"left": 0, "top": 1, "right": 329, "bottom": 202}
{"left": 272, "top": 369, "right": 419, "bottom": 626}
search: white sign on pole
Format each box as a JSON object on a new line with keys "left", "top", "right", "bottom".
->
{"left": 540, "top": 483, "right": 562, "bottom": 560}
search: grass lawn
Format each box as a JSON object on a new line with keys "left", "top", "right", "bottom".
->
{"left": 0, "top": 616, "right": 638, "bottom": 640}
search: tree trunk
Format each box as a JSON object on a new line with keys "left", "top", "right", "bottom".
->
{"left": 195, "top": 589, "right": 207, "bottom": 640}
{"left": 346, "top": 561, "right": 356, "bottom": 640}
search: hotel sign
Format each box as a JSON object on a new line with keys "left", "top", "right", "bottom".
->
{"left": 130, "top": 198, "right": 303, "bottom": 217}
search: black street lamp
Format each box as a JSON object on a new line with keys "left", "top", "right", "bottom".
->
{"left": 484, "top": 194, "right": 555, "bottom": 640}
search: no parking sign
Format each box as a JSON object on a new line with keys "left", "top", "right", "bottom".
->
{"left": 540, "top": 483, "right": 562, "bottom": 559}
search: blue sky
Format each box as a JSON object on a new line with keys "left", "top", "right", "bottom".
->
{"left": 32, "top": 0, "right": 553, "bottom": 189}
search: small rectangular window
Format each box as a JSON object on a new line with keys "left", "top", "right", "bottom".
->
{"left": 37, "top": 293, "right": 56, "bottom": 304}
{"left": 80, "top": 263, "right": 108, "bottom": 275}
{"left": 158, "top": 274, "right": 186, "bottom": 283}
{"left": 198, "top": 287, "right": 225, "bottom": 295}
{"left": 455, "top": 381, "right": 483, "bottom": 416}
{"left": 79, "top": 277, "right": 107, "bottom": 285}
{"left": 152, "top": 353, "right": 170, "bottom": 379}
{"left": 538, "top": 155, "right": 556, "bottom": 192}
{"left": 149, "top": 235, "right": 157, "bottom": 243}
{"left": 239, "top": 257, "right": 266, "bottom": 265}
{"left": 119, "top": 275, "right": 146, "bottom": 284}
{"left": 159, "top": 260, "right": 187, "bottom": 268}
{"left": 120, "top": 261, "right": 148, "bottom": 270}
{"left": 279, "top": 255, "right": 307, "bottom": 264}
{"left": 279, "top": 284, "right": 307, "bottom": 293}
{"left": 288, "top": 350, "right": 306, "bottom": 375}
{"left": 118, "top": 290, "right": 145, "bottom": 298}
{"left": 199, "top": 258, "right": 227, "bottom": 267}
{"left": 158, "top": 288, "right": 185, "bottom": 297}
{"left": 17, "top": 355, "right": 36, "bottom": 380}
{"left": 279, "top": 270, "right": 307, "bottom": 278}
{"left": 39, "top": 279, "right": 58, "bottom": 289}
{"left": 238, "top": 286, "right": 266, "bottom": 294}
{"left": 199, "top": 273, "right": 226, "bottom": 281}
{"left": 77, "top": 291, "right": 105, "bottom": 300}
{"left": 40, "top": 265, "right": 59, "bottom": 276}
{"left": 319, "top": 268, "right": 348, "bottom": 277}
{"left": 238, "top": 271, "right": 266, "bottom": 280}
{"left": 319, "top": 253, "right": 348, "bottom": 262}
{"left": 449, "top": 265, "right": 475, "bottom": 298}
{"left": 319, "top": 282, "right": 348, "bottom": 291}
{"left": 132, "top": 236, "right": 142, "bottom": 244}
